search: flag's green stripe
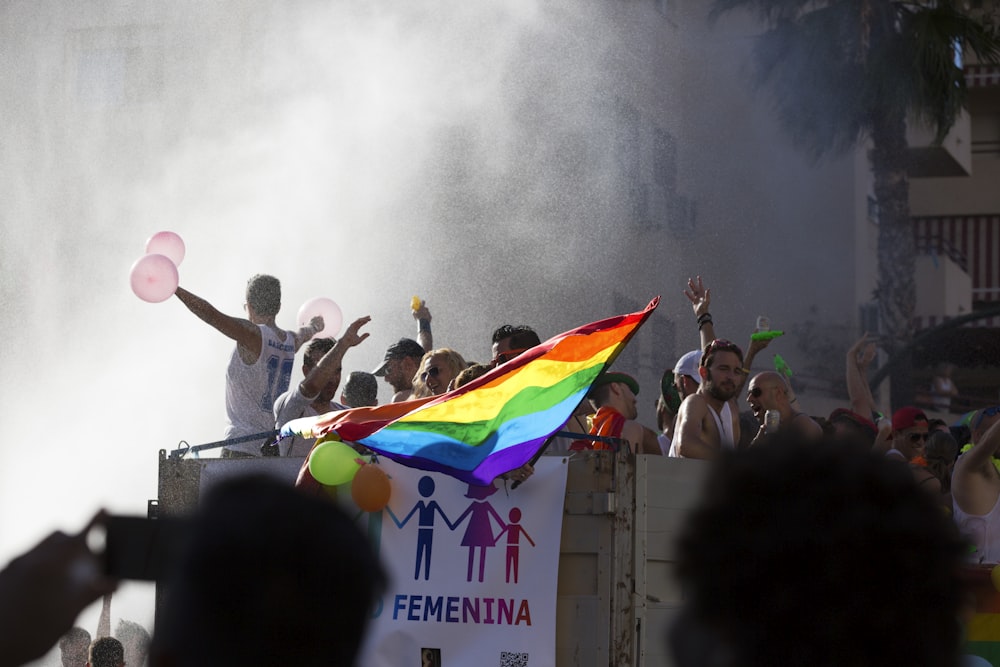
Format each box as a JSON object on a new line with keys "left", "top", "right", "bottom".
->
{"left": 384, "top": 367, "right": 600, "bottom": 442}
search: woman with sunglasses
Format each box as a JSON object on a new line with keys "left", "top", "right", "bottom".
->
{"left": 411, "top": 348, "right": 467, "bottom": 398}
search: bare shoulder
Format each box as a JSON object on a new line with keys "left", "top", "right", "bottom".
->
{"left": 679, "top": 393, "right": 708, "bottom": 415}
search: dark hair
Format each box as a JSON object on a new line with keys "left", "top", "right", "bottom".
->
{"left": 89, "top": 637, "right": 125, "bottom": 667}
{"left": 672, "top": 435, "right": 965, "bottom": 667}
{"left": 303, "top": 337, "right": 336, "bottom": 369}
{"left": 453, "top": 363, "right": 491, "bottom": 389}
{"left": 491, "top": 324, "right": 541, "bottom": 350}
{"left": 342, "top": 371, "right": 378, "bottom": 407}
{"left": 699, "top": 338, "right": 744, "bottom": 369}
{"left": 828, "top": 408, "right": 877, "bottom": 447}
{"left": 151, "top": 475, "right": 386, "bottom": 667}
{"left": 245, "top": 274, "right": 281, "bottom": 317}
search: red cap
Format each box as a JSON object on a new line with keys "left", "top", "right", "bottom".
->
{"left": 828, "top": 408, "right": 877, "bottom": 437}
{"left": 892, "top": 406, "right": 928, "bottom": 431}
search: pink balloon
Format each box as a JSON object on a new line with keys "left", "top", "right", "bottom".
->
{"left": 145, "top": 231, "right": 186, "bottom": 267}
{"left": 297, "top": 297, "right": 342, "bottom": 338}
{"left": 129, "top": 254, "right": 179, "bottom": 303}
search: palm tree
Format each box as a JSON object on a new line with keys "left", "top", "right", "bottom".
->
{"left": 710, "top": 0, "right": 1000, "bottom": 410}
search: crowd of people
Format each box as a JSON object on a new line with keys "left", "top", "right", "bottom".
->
{"left": 6, "top": 271, "right": 1000, "bottom": 665}
{"left": 171, "top": 272, "right": 1000, "bottom": 561}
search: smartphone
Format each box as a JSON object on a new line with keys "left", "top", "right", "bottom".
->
{"left": 99, "top": 515, "right": 191, "bottom": 581}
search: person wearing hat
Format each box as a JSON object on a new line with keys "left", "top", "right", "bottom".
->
{"left": 661, "top": 351, "right": 702, "bottom": 456}
{"left": 672, "top": 350, "right": 703, "bottom": 401}
{"left": 572, "top": 372, "right": 662, "bottom": 454}
{"left": 884, "top": 406, "right": 930, "bottom": 462}
{"left": 372, "top": 338, "right": 426, "bottom": 402}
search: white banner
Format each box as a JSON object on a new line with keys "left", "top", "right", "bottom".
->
{"left": 359, "top": 456, "right": 569, "bottom": 667}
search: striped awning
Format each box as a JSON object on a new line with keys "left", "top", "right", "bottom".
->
{"left": 966, "top": 64, "right": 1000, "bottom": 88}
{"left": 913, "top": 215, "right": 1000, "bottom": 329}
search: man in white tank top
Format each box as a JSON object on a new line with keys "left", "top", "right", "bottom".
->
{"left": 175, "top": 274, "right": 323, "bottom": 457}
{"left": 952, "top": 406, "right": 1000, "bottom": 563}
{"left": 674, "top": 339, "right": 744, "bottom": 459}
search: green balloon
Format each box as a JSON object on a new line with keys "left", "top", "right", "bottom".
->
{"left": 308, "top": 441, "right": 362, "bottom": 486}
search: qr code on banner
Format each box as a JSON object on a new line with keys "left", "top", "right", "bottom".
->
{"left": 499, "top": 651, "right": 529, "bottom": 667}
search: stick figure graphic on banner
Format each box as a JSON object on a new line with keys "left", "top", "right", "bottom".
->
{"left": 496, "top": 507, "right": 535, "bottom": 584}
{"left": 452, "top": 483, "right": 507, "bottom": 583}
{"left": 386, "top": 476, "right": 454, "bottom": 581}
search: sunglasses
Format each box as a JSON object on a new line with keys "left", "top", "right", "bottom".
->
{"left": 908, "top": 432, "right": 929, "bottom": 443}
{"left": 749, "top": 386, "right": 764, "bottom": 398}
{"left": 420, "top": 366, "right": 441, "bottom": 382}
{"left": 491, "top": 347, "right": 530, "bottom": 367}
{"left": 975, "top": 406, "right": 1000, "bottom": 430}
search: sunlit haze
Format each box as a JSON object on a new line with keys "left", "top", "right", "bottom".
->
{"left": 0, "top": 1, "right": 860, "bottom": 658}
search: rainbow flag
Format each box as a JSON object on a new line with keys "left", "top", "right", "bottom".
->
{"left": 282, "top": 297, "right": 658, "bottom": 485}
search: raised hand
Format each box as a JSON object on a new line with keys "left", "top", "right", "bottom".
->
{"left": 340, "top": 316, "right": 372, "bottom": 348}
{"left": 684, "top": 275, "right": 711, "bottom": 318}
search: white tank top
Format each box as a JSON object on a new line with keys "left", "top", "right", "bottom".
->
{"left": 224, "top": 324, "right": 296, "bottom": 453}
{"left": 954, "top": 490, "right": 1000, "bottom": 564}
{"left": 668, "top": 400, "right": 736, "bottom": 456}
{"left": 706, "top": 401, "right": 736, "bottom": 450}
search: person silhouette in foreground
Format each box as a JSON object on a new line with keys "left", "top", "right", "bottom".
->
{"left": 0, "top": 515, "right": 115, "bottom": 667}
{"left": 670, "top": 433, "right": 966, "bottom": 667}
{"left": 149, "top": 475, "right": 385, "bottom": 667}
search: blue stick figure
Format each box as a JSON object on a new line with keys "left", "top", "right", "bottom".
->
{"left": 386, "top": 476, "right": 455, "bottom": 580}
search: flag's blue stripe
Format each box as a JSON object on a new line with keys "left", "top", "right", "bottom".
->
{"left": 358, "top": 390, "right": 587, "bottom": 473}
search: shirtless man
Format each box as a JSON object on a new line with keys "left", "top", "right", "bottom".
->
{"left": 746, "top": 371, "right": 823, "bottom": 443}
{"left": 673, "top": 339, "right": 744, "bottom": 459}
{"left": 576, "top": 372, "right": 661, "bottom": 455}
{"left": 951, "top": 406, "right": 1000, "bottom": 562}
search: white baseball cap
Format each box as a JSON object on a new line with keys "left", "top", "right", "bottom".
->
{"left": 672, "top": 349, "right": 703, "bottom": 384}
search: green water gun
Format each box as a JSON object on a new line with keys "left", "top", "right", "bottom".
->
{"left": 774, "top": 354, "right": 793, "bottom": 379}
{"left": 750, "top": 330, "right": 785, "bottom": 342}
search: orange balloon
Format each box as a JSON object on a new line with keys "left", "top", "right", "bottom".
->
{"left": 351, "top": 464, "right": 392, "bottom": 512}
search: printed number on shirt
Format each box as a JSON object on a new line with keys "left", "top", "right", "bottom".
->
{"left": 260, "top": 355, "right": 295, "bottom": 411}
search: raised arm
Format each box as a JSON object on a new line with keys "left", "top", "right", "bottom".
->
{"left": 846, "top": 333, "right": 880, "bottom": 419}
{"left": 737, "top": 335, "right": 773, "bottom": 393}
{"left": 957, "top": 418, "right": 1000, "bottom": 474}
{"left": 299, "top": 316, "right": 371, "bottom": 398}
{"left": 95, "top": 592, "right": 111, "bottom": 639}
{"left": 413, "top": 300, "right": 433, "bottom": 353}
{"left": 292, "top": 316, "right": 324, "bottom": 352}
{"left": 684, "top": 276, "right": 715, "bottom": 350}
{"left": 174, "top": 286, "right": 261, "bottom": 352}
